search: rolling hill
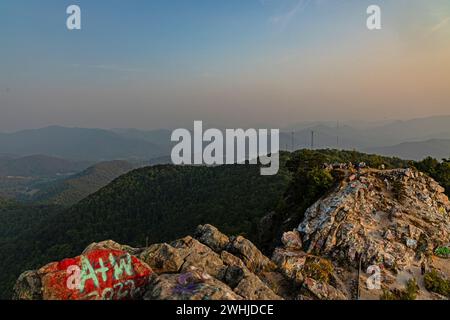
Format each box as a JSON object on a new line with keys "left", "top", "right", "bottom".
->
{"left": 0, "top": 154, "right": 91, "bottom": 177}
{"left": 28, "top": 160, "right": 135, "bottom": 206}
{"left": 366, "top": 116, "right": 450, "bottom": 144}
{"left": 112, "top": 128, "right": 173, "bottom": 153}
{"left": 366, "top": 139, "right": 450, "bottom": 161}
{"left": 0, "top": 126, "right": 166, "bottom": 161}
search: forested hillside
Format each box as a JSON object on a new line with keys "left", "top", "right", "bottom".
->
{"left": 29, "top": 160, "right": 134, "bottom": 206}
{"left": 415, "top": 157, "right": 450, "bottom": 197}
{"left": 0, "top": 202, "right": 63, "bottom": 298}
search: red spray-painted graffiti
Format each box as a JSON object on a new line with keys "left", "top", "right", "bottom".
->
{"left": 39, "top": 249, "right": 152, "bottom": 300}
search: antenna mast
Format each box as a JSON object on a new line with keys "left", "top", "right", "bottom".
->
{"left": 336, "top": 121, "right": 340, "bottom": 149}
{"left": 291, "top": 131, "right": 294, "bottom": 151}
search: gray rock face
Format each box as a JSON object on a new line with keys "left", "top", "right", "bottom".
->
{"left": 195, "top": 224, "right": 230, "bottom": 253}
{"left": 82, "top": 240, "right": 142, "bottom": 256}
{"left": 281, "top": 230, "right": 303, "bottom": 250}
{"left": 139, "top": 243, "right": 186, "bottom": 274}
{"left": 171, "top": 236, "right": 227, "bottom": 279}
{"left": 302, "top": 277, "right": 347, "bottom": 300}
{"left": 144, "top": 267, "right": 242, "bottom": 301}
{"left": 298, "top": 169, "right": 450, "bottom": 271}
{"left": 233, "top": 272, "right": 282, "bottom": 300}
{"left": 227, "top": 236, "right": 277, "bottom": 274}
{"left": 272, "top": 248, "right": 306, "bottom": 285}
{"left": 141, "top": 227, "right": 284, "bottom": 300}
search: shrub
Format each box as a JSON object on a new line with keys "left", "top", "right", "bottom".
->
{"left": 380, "top": 278, "right": 419, "bottom": 300}
{"left": 434, "top": 246, "right": 450, "bottom": 258}
{"left": 402, "top": 279, "right": 419, "bottom": 300}
{"left": 380, "top": 289, "right": 397, "bottom": 300}
{"left": 303, "top": 257, "right": 334, "bottom": 283}
{"left": 424, "top": 269, "right": 450, "bottom": 297}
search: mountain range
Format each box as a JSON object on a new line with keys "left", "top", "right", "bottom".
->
{"left": 0, "top": 155, "right": 90, "bottom": 178}
{"left": 279, "top": 116, "right": 450, "bottom": 158}
{"left": 366, "top": 139, "right": 450, "bottom": 161}
{"left": 0, "top": 126, "right": 167, "bottom": 162}
{"left": 1, "top": 115, "right": 449, "bottom": 162}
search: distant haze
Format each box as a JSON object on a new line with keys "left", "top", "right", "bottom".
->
{"left": 0, "top": 116, "right": 449, "bottom": 161}
{"left": 1, "top": 0, "right": 450, "bottom": 131}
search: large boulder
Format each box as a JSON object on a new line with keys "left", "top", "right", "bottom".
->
{"left": 171, "top": 236, "right": 227, "bottom": 279}
{"left": 233, "top": 273, "right": 282, "bottom": 300}
{"left": 302, "top": 277, "right": 347, "bottom": 300}
{"left": 195, "top": 224, "right": 230, "bottom": 253}
{"left": 139, "top": 243, "right": 186, "bottom": 274}
{"left": 281, "top": 230, "right": 303, "bottom": 251}
{"left": 14, "top": 244, "right": 153, "bottom": 300}
{"left": 227, "top": 236, "right": 277, "bottom": 274}
{"left": 272, "top": 248, "right": 306, "bottom": 285}
{"left": 144, "top": 266, "right": 241, "bottom": 300}
{"left": 298, "top": 169, "right": 450, "bottom": 271}
{"left": 82, "top": 240, "right": 142, "bottom": 256}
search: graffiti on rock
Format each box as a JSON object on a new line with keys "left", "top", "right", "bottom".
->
{"left": 39, "top": 249, "right": 152, "bottom": 300}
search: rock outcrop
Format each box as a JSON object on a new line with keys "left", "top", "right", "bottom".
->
{"left": 13, "top": 168, "right": 450, "bottom": 300}
{"left": 299, "top": 169, "right": 450, "bottom": 269}
{"left": 298, "top": 168, "right": 450, "bottom": 299}
{"left": 14, "top": 244, "right": 153, "bottom": 300}
{"left": 14, "top": 227, "right": 288, "bottom": 300}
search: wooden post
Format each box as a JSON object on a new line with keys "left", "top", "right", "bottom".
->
{"left": 357, "top": 254, "right": 363, "bottom": 300}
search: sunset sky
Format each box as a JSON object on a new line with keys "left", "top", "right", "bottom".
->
{"left": 1, "top": 0, "right": 449, "bottom": 131}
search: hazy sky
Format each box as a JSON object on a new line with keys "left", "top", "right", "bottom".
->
{"left": 0, "top": 0, "right": 449, "bottom": 131}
